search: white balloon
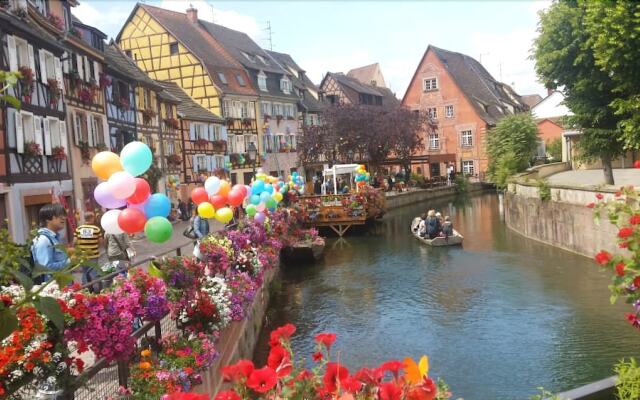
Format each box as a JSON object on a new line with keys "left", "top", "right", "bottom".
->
{"left": 101, "top": 209, "right": 124, "bottom": 234}
{"left": 108, "top": 171, "right": 137, "bottom": 199}
{"left": 204, "top": 176, "right": 221, "bottom": 195}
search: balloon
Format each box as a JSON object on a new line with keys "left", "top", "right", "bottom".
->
{"left": 244, "top": 185, "right": 252, "bottom": 196}
{"left": 127, "top": 200, "right": 147, "bottom": 212}
{"left": 218, "top": 180, "right": 231, "bottom": 197}
{"left": 191, "top": 187, "right": 209, "bottom": 205}
{"left": 272, "top": 192, "right": 283, "bottom": 203}
{"left": 101, "top": 209, "right": 123, "bottom": 234}
{"left": 256, "top": 173, "right": 267, "bottom": 181}
{"left": 117, "top": 208, "right": 146, "bottom": 234}
{"left": 228, "top": 189, "right": 244, "bottom": 207}
{"left": 252, "top": 180, "right": 265, "bottom": 195}
{"left": 197, "top": 202, "right": 215, "bottom": 218}
{"left": 144, "top": 216, "right": 173, "bottom": 243}
{"left": 209, "top": 194, "right": 227, "bottom": 209}
{"left": 92, "top": 151, "right": 123, "bottom": 180}
{"left": 204, "top": 176, "right": 221, "bottom": 195}
{"left": 254, "top": 211, "right": 266, "bottom": 224}
{"left": 265, "top": 198, "right": 276, "bottom": 209}
{"left": 246, "top": 204, "right": 257, "bottom": 217}
{"left": 264, "top": 183, "right": 274, "bottom": 194}
{"left": 108, "top": 171, "right": 136, "bottom": 199}
{"left": 120, "top": 141, "right": 152, "bottom": 176}
{"left": 215, "top": 207, "right": 233, "bottom": 224}
{"left": 232, "top": 184, "right": 248, "bottom": 198}
{"left": 256, "top": 203, "right": 266, "bottom": 213}
{"left": 250, "top": 194, "right": 260, "bottom": 205}
{"left": 94, "top": 182, "right": 126, "bottom": 209}
{"left": 260, "top": 192, "right": 271, "bottom": 202}
{"left": 127, "top": 178, "right": 151, "bottom": 204}
{"left": 143, "top": 193, "right": 171, "bottom": 218}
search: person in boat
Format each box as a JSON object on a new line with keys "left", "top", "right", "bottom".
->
{"left": 426, "top": 210, "right": 440, "bottom": 239}
{"left": 441, "top": 216, "right": 454, "bottom": 237}
{"left": 416, "top": 213, "right": 427, "bottom": 237}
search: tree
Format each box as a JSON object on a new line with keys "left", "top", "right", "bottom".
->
{"left": 486, "top": 113, "right": 539, "bottom": 185}
{"left": 546, "top": 137, "right": 562, "bottom": 161}
{"left": 533, "top": 0, "right": 626, "bottom": 184}
{"left": 389, "top": 108, "right": 429, "bottom": 179}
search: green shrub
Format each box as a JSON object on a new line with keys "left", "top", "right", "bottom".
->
{"left": 411, "top": 173, "right": 425, "bottom": 187}
{"left": 546, "top": 138, "right": 562, "bottom": 162}
{"left": 537, "top": 179, "right": 551, "bottom": 202}
{"left": 454, "top": 174, "right": 469, "bottom": 194}
{"left": 615, "top": 358, "right": 640, "bottom": 400}
{"left": 494, "top": 151, "right": 520, "bottom": 190}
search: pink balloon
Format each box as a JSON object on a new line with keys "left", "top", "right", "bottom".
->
{"left": 232, "top": 184, "right": 248, "bottom": 198}
{"left": 127, "top": 200, "right": 147, "bottom": 212}
{"left": 108, "top": 171, "right": 136, "bottom": 199}
{"left": 256, "top": 203, "right": 266, "bottom": 213}
{"left": 228, "top": 189, "right": 244, "bottom": 207}
{"left": 94, "top": 182, "right": 126, "bottom": 209}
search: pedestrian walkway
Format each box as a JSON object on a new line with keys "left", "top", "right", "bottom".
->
{"left": 547, "top": 169, "right": 640, "bottom": 187}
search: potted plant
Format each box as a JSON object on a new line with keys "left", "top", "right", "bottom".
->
{"left": 115, "top": 96, "right": 130, "bottom": 111}
{"left": 68, "top": 26, "right": 82, "bottom": 39}
{"left": 95, "top": 142, "right": 108, "bottom": 152}
{"left": 98, "top": 72, "right": 111, "bottom": 90}
{"left": 212, "top": 140, "right": 226, "bottom": 152}
{"left": 18, "top": 66, "right": 34, "bottom": 102}
{"left": 23, "top": 141, "right": 42, "bottom": 158}
{"left": 47, "top": 78, "right": 61, "bottom": 106}
{"left": 194, "top": 138, "right": 209, "bottom": 147}
{"left": 167, "top": 153, "right": 181, "bottom": 167}
{"left": 142, "top": 108, "right": 156, "bottom": 125}
{"left": 163, "top": 117, "right": 180, "bottom": 130}
{"left": 78, "top": 141, "right": 91, "bottom": 164}
{"left": 51, "top": 146, "right": 66, "bottom": 161}
{"left": 78, "top": 87, "right": 93, "bottom": 104}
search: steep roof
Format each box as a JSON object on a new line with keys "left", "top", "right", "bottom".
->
{"left": 105, "top": 42, "right": 161, "bottom": 90}
{"left": 427, "top": 46, "right": 527, "bottom": 125}
{"left": 521, "top": 94, "right": 543, "bottom": 109}
{"left": 0, "top": 9, "right": 66, "bottom": 54}
{"left": 299, "top": 89, "right": 326, "bottom": 113}
{"left": 347, "top": 63, "right": 387, "bottom": 88}
{"left": 157, "top": 81, "right": 224, "bottom": 122}
{"left": 267, "top": 50, "right": 318, "bottom": 90}
{"left": 326, "top": 72, "right": 399, "bottom": 108}
{"left": 129, "top": 4, "right": 257, "bottom": 97}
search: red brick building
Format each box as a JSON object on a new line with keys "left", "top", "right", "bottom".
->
{"left": 402, "top": 45, "right": 527, "bottom": 180}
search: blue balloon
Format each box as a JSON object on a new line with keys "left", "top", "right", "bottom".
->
{"left": 120, "top": 141, "right": 153, "bottom": 177}
{"left": 250, "top": 194, "right": 261, "bottom": 205}
{"left": 143, "top": 193, "right": 171, "bottom": 218}
{"left": 264, "top": 183, "right": 274, "bottom": 194}
{"left": 260, "top": 192, "right": 271, "bottom": 202}
{"left": 252, "top": 180, "right": 265, "bottom": 195}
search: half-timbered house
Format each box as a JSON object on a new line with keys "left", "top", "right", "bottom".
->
{"left": 0, "top": 0, "right": 72, "bottom": 241}
{"left": 116, "top": 4, "right": 259, "bottom": 185}
{"left": 157, "top": 80, "right": 226, "bottom": 201}
{"left": 319, "top": 71, "right": 399, "bottom": 108}
{"left": 156, "top": 86, "right": 182, "bottom": 201}
{"left": 103, "top": 43, "right": 137, "bottom": 154}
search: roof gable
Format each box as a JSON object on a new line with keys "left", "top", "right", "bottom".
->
{"left": 347, "top": 63, "right": 387, "bottom": 88}
{"left": 105, "top": 42, "right": 161, "bottom": 89}
{"left": 157, "top": 81, "right": 223, "bottom": 122}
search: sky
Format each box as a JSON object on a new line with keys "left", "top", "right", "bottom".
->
{"left": 74, "top": 0, "right": 551, "bottom": 98}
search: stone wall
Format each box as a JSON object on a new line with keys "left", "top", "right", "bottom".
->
{"left": 504, "top": 182, "right": 620, "bottom": 257}
{"left": 385, "top": 182, "right": 487, "bottom": 209}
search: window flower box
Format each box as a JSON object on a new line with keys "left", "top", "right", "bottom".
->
{"left": 51, "top": 146, "right": 67, "bottom": 161}
{"left": 78, "top": 141, "right": 91, "bottom": 164}
{"left": 98, "top": 72, "right": 111, "bottom": 90}
{"left": 47, "top": 78, "right": 61, "bottom": 106}
{"left": 225, "top": 117, "right": 236, "bottom": 127}
{"left": 212, "top": 140, "right": 226, "bottom": 152}
{"left": 46, "top": 12, "right": 64, "bottom": 30}
{"left": 18, "top": 66, "right": 34, "bottom": 101}
{"left": 68, "top": 26, "right": 82, "bottom": 39}
{"left": 195, "top": 138, "right": 209, "bottom": 147}
{"left": 24, "top": 141, "right": 42, "bottom": 158}
{"left": 142, "top": 108, "right": 156, "bottom": 125}
{"left": 163, "top": 117, "right": 180, "bottom": 130}
{"left": 115, "top": 96, "right": 130, "bottom": 111}
{"left": 78, "top": 87, "right": 94, "bottom": 104}
{"left": 167, "top": 153, "right": 182, "bottom": 166}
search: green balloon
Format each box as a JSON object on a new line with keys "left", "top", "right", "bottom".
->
{"left": 144, "top": 216, "right": 173, "bottom": 243}
{"left": 265, "top": 198, "right": 277, "bottom": 209}
{"left": 246, "top": 204, "right": 257, "bottom": 216}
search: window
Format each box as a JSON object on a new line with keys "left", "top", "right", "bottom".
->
{"left": 273, "top": 103, "right": 283, "bottom": 116}
{"left": 284, "top": 104, "right": 296, "bottom": 118}
{"left": 211, "top": 125, "right": 221, "bottom": 141}
{"left": 166, "top": 140, "right": 175, "bottom": 155}
{"left": 261, "top": 101, "right": 271, "bottom": 116}
{"left": 256, "top": 54, "right": 270, "bottom": 65}
{"left": 29, "top": 0, "right": 47, "bottom": 15}
{"left": 429, "top": 132, "right": 439, "bottom": 149}
{"left": 462, "top": 160, "right": 475, "bottom": 175}
{"left": 63, "top": 7, "right": 71, "bottom": 31}
{"left": 125, "top": 50, "right": 132, "bottom": 58}
{"left": 239, "top": 102, "right": 248, "bottom": 118}
{"left": 194, "top": 123, "right": 206, "bottom": 140}
{"left": 8, "top": 36, "right": 33, "bottom": 72}
{"left": 242, "top": 52, "right": 255, "bottom": 63}
{"left": 244, "top": 134, "right": 258, "bottom": 153}
{"left": 218, "top": 72, "right": 228, "bottom": 85}
{"left": 214, "top": 155, "right": 225, "bottom": 169}
{"left": 461, "top": 130, "right": 473, "bottom": 147}
{"left": 196, "top": 155, "right": 207, "bottom": 172}
{"left": 280, "top": 77, "right": 291, "bottom": 94}
{"left": 236, "top": 74, "right": 245, "bottom": 86}
{"left": 258, "top": 71, "right": 267, "bottom": 91}
{"left": 445, "top": 105, "right": 454, "bottom": 118}
{"left": 427, "top": 107, "right": 437, "bottom": 119}
{"left": 423, "top": 78, "right": 438, "bottom": 91}
{"left": 169, "top": 42, "right": 179, "bottom": 55}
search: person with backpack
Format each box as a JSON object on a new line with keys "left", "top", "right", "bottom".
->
{"left": 31, "top": 204, "right": 70, "bottom": 280}
{"left": 74, "top": 212, "right": 103, "bottom": 292}
{"left": 104, "top": 232, "right": 135, "bottom": 278}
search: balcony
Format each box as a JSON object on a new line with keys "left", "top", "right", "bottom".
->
{"left": 225, "top": 117, "right": 256, "bottom": 132}
{"left": 5, "top": 150, "right": 70, "bottom": 183}
{"left": 63, "top": 74, "right": 105, "bottom": 109}
{"left": 229, "top": 153, "right": 260, "bottom": 169}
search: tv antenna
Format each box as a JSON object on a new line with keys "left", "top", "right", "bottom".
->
{"left": 479, "top": 52, "right": 490, "bottom": 65}
{"left": 263, "top": 21, "right": 273, "bottom": 51}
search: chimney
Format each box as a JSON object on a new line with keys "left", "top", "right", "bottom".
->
{"left": 186, "top": 4, "right": 198, "bottom": 23}
{"left": 546, "top": 86, "right": 554, "bottom": 96}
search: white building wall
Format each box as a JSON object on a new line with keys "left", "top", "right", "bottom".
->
{"left": 531, "top": 91, "right": 572, "bottom": 119}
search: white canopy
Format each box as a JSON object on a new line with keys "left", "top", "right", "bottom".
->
{"left": 322, "top": 164, "right": 361, "bottom": 195}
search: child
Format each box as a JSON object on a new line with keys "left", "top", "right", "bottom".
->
{"left": 441, "top": 216, "right": 454, "bottom": 237}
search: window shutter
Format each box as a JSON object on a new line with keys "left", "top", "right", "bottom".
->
{"left": 93, "top": 60, "right": 100, "bottom": 82}
{"left": 7, "top": 36, "right": 18, "bottom": 71}
{"left": 227, "top": 134, "right": 235, "bottom": 153}
{"left": 76, "top": 54, "right": 84, "bottom": 80}
{"left": 62, "top": 51, "right": 69, "bottom": 74}
{"left": 39, "top": 117, "right": 48, "bottom": 155}
{"left": 27, "top": 44, "right": 35, "bottom": 73}
{"left": 84, "top": 56, "right": 91, "bottom": 81}
{"left": 72, "top": 111, "right": 80, "bottom": 145}
{"left": 15, "top": 112, "right": 24, "bottom": 153}
{"left": 87, "top": 114, "right": 95, "bottom": 146}
{"left": 54, "top": 56, "right": 64, "bottom": 94}
{"left": 39, "top": 49, "right": 47, "bottom": 83}
{"left": 189, "top": 123, "right": 195, "bottom": 141}
{"left": 192, "top": 155, "right": 197, "bottom": 173}
{"left": 207, "top": 155, "right": 213, "bottom": 172}
{"left": 59, "top": 120, "right": 68, "bottom": 153}
{"left": 224, "top": 155, "right": 230, "bottom": 168}
{"left": 220, "top": 126, "right": 227, "bottom": 141}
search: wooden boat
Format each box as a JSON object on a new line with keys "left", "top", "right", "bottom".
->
{"left": 410, "top": 217, "right": 463, "bottom": 246}
{"left": 281, "top": 237, "right": 326, "bottom": 263}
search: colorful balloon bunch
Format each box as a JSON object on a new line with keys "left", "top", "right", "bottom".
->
{"left": 286, "top": 171, "right": 305, "bottom": 195}
{"left": 92, "top": 142, "right": 173, "bottom": 244}
{"left": 245, "top": 169, "right": 289, "bottom": 224}
{"left": 190, "top": 176, "right": 243, "bottom": 224}
{"left": 354, "top": 164, "right": 370, "bottom": 189}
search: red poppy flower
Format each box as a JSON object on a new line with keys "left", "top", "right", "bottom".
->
{"left": 323, "top": 362, "right": 349, "bottom": 393}
{"left": 222, "top": 359, "right": 254, "bottom": 383}
{"left": 619, "top": 227, "right": 634, "bottom": 238}
{"left": 269, "top": 323, "right": 296, "bottom": 347}
{"left": 315, "top": 332, "right": 337, "bottom": 350}
{"left": 312, "top": 351, "right": 323, "bottom": 362}
{"left": 341, "top": 376, "right": 363, "bottom": 393}
{"left": 215, "top": 390, "right": 241, "bottom": 400}
{"left": 407, "top": 378, "right": 438, "bottom": 400}
{"left": 246, "top": 367, "right": 278, "bottom": 393}
{"left": 620, "top": 241, "right": 629, "bottom": 249}
{"left": 379, "top": 360, "right": 404, "bottom": 378}
{"left": 267, "top": 345, "right": 292, "bottom": 377}
{"left": 616, "top": 262, "right": 626, "bottom": 276}
{"left": 354, "top": 367, "right": 384, "bottom": 385}
{"left": 379, "top": 382, "right": 403, "bottom": 400}
{"left": 586, "top": 202, "right": 595, "bottom": 209}
{"left": 595, "top": 193, "right": 604, "bottom": 200}
{"left": 630, "top": 215, "right": 640, "bottom": 225}
{"left": 634, "top": 160, "right": 640, "bottom": 169}
{"left": 634, "top": 276, "right": 640, "bottom": 288}
{"left": 594, "top": 250, "right": 613, "bottom": 265}
{"left": 164, "top": 394, "right": 209, "bottom": 400}
{"left": 295, "top": 369, "right": 313, "bottom": 382}
{"left": 626, "top": 313, "right": 638, "bottom": 325}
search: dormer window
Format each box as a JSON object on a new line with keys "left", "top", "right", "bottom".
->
{"left": 256, "top": 54, "right": 270, "bottom": 66}
{"left": 280, "top": 77, "right": 291, "bottom": 95}
{"left": 218, "top": 72, "right": 228, "bottom": 85}
{"left": 242, "top": 52, "right": 256, "bottom": 63}
{"left": 236, "top": 74, "right": 246, "bottom": 86}
{"left": 257, "top": 71, "right": 267, "bottom": 92}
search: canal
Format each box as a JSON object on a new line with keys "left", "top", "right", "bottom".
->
{"left": 254, "top": 192, "right": 639, "bottom": 399}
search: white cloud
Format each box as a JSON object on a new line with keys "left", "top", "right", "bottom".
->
{"left": 73, "top": 1, "right": 133, "bottom": 40}
{"left": 159, "top": 0, "right": 260, "bottom": 40}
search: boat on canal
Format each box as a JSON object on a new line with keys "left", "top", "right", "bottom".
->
{"left": 281, "top": 237, "right": 326, "bottom": 263}
{"left": 410, "top": 217, "right": 463, "bottom": 246}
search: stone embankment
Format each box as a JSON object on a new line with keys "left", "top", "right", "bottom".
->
{"left": 385, "top": 182, "right": 488, "bottom": 209}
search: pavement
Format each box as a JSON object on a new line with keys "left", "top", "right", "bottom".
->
{"left": 546, "top": 169, "right": 640, "bottom": 188}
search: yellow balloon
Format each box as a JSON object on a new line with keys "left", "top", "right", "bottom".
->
{"left": 257, "top": 173, "right": 267, "bottom": 181}
{"left": 197, "top": 202, "right": 215, "bottom": 218}
{"left": 272, "top": 192, "right": 283, "bottom": 203}
{"left": 214, "top": 207, "right": 233, "bottom": 223}
{"left": 92, "top": 151, "right": 123, "bottom": 180}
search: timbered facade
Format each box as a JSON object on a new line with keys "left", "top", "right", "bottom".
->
{"left": 104, "top": 44, "right": 137, "bottom": 155}
{"left": 0, "top": 1, "right": 73, "bottom": 241}
{"left": 156, "top": 87, "right": 181, "bottom": 200}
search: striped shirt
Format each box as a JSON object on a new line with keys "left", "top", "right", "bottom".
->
{"left": 74, "top": 224, "right": 102, "bottom": 259}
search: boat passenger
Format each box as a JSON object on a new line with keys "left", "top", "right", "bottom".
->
{"left": 417, "top": 214, "right": 427, "bottom": 237}
{"left": 426, "top": 210, "right": 440, "bottom": 239}
{"left": 441, "top": 216, "right": 453, "bottom": 237}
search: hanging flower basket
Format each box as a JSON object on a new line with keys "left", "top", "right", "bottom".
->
{"left": 163, "top": 117, "right": 180, "bottom": 130}
{"left": 142, "top": 108, "right": 156, "bottom": 125}
{"left": 98, "top": 72, "right": 111, "bottom": 90}
{"left": 195, "top": 138, "right": 209, "bottom": 147}
{"left": 51, "top": 146, "right": 67, "bottom": 160}
{"left": 47, "top": 78, "right": 61, "bottom": 106}
{"left": 18, "top": 66, "right": 34, "bottom": 101}
{"left": 24, "top": 141, "right": 42, "bottom": 158}
{"left": 46, "top": 13, "right": 64, "bottom": 30}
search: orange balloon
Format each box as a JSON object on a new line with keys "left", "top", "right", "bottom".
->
{"left": 92, "top": 151, "right": 123, "bottom": 180}
{"left": 218, "top": 180, "right": 231, "bottom": 197}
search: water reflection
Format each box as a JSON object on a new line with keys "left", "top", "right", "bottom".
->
{"left": 255, "top": 193, "right": 639, "bottom": 400}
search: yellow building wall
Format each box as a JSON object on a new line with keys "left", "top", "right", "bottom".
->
{"left": 118, "top": 7, "right": 222, "bottom": 116}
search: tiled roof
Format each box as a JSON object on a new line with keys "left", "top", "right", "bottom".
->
{"left": 347, "top": 63, "right": 387, "bottom": 88}
{"left": 328, "top": 72, "right": 399, "bottom": 108}
{"left": 521, "top": 94, "right": 543, "bottom": 109}
{"left": 247, "top": 69, "right": 299, "bottom": 101}
{"left": 156, "top": 83, "right": 180, "bottom": 103}
{"left": 0, "top": 10, "right": 66, "bottom": 54}
{"left": 105, "top": 42, "right": 161, "bottom": 90}
{"left": 156, "top": 81, "right": 223, "bottom": 123}
{"left": 266, "top": 50, "right": 318, "bottom": 90}
{"left": 136, "top": 4, "right": 257, "bottom": 97}
{"left": 430, "top": 46, "right": 527, "bottom": 125}
{"left": 300, "top": 89, "right": 326, "bottom": 113}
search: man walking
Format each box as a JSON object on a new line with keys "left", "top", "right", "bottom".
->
{"left": 31, "top": 204, "right": 70, "bottom": 281}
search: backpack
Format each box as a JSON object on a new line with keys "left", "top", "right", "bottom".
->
{"left": 23, "top": 232, "right": 55, "bottom": 285}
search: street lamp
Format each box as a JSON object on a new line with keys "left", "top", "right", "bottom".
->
{"left": 247, "top": 142, "right": 258, "bottom": 176}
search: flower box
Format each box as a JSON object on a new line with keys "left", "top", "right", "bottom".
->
{"left": 51, "top": 146, "right": 67, "bottom": 161}
{"left": 23, "top": 141, "right": 42, "bottom": 158}
{"left": 195, "top": 138, "right": 209, "bottom": 147}
{"left": 142, "top": 108, "right": 156, "bottom": 125}
{"left": 163, "top": 117, "right": 180, "bottom": 130}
